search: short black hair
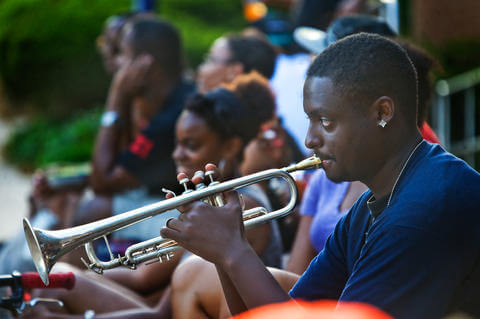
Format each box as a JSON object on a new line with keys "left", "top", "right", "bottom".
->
{"left": 124, "top": 18, "right": 183, "bottom": 78}
{"left": 225, "top": 35, "right": 277, "bottom": 79}
{"left": 185, "top": 72, "right": 275, "bottom": 146}
{"left": 307, "top": 33, "right": 418, "bottom": 123}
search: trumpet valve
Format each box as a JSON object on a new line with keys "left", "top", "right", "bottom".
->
{"left": 205, "top": 169, "right": 217, "bottom": 185}
{"left": 177, "top": 172, "right": 192, "bottom": 194}
{"left": 193, "top": 171, "right": 206, "bottom": 190}
{"left": 203, "top": 170, "right": 226, "bottom": 206}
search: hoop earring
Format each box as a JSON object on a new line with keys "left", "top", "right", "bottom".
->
{"left": 378, "top": 119, "right": 387, "bottom": 128}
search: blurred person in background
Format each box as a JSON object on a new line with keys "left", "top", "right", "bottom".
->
{"left": 96, "top": 11, "right": 157, "bottom": 75}
{"left": 294, "top": 0, "right": 368, "bottom": 31}
{"left": 29, "top": 16, "right": 195, "bottom": 270}
{"left": 96, "top": 13, "right": 134, "bottom": 75}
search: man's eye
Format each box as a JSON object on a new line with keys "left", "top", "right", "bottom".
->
{"left": 320, "top": 117, "right": 332, "bottom": 128}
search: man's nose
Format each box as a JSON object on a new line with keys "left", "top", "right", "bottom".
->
{"left": 304, "top": 124, "right": 323, "bottom": 150}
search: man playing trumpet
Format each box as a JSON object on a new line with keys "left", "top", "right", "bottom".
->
{"left": 161, "top": 33, "right": 480, "bottom": 319}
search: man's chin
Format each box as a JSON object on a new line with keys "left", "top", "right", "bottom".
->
{"left": 323, "top": 167, "right": 345, "bottom": 183}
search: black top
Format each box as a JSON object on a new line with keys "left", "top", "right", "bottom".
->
{"left": 118, "top": 80, "right": 196, "bottom": 194}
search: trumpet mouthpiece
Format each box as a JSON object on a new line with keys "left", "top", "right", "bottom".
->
{"left": 285, "top": 155, "right": 322, "bottom": 173}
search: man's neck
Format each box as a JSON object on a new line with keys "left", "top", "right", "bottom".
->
{"left": 366, "top": 131, "right": 423, "bottom": 200}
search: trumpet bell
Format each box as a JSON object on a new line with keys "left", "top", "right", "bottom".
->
{"left": 24, "top": 218, "right": 50, "bottom": 285}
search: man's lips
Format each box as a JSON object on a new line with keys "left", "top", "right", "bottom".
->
{"left": 315, "top": 152, "right": 335, "bottom": 162}
{"left": 313, "top": 152, "right": 335, "bottom": 168}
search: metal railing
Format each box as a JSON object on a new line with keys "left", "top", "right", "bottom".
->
{"left": 432, "top": 66, "right": 480, "bottom": 170}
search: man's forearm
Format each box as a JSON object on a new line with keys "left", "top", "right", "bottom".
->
{"left": 215, "top": 265, "right": 248, "bottom": 315}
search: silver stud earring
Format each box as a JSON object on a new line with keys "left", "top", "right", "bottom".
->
{"left": 378, "top": 119, "right": 387, "bottom": 128}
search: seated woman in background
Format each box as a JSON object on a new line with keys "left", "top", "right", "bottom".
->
{"left": 23, "top": 72, "right": 283, "bottom": 319}
{"left": 198, "top": 31, "right": 307, "bottom": 252}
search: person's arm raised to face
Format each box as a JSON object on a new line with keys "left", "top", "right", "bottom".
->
{"left": 90, "top": 55, "right": 153, "bottom": 194}
{"left": 160, "top": 165, "right": 291, "bottom": 315}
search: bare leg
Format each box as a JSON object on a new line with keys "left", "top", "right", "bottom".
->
{"left": 170, "top": 256, "right": 220, "bottom": 319}
{"left": 34, "top": 263, "right": 148, "bottom": 314}
{"left": 170, "top": 255, "right": 300, "bottom": 319}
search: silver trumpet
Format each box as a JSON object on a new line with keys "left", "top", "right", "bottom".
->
{"left": 24, "top": 156, "right": 322, "bottom": 285}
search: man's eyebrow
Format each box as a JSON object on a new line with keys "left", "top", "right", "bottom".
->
{"left": 305, "top": 108, "right": 324, "bottom": 117}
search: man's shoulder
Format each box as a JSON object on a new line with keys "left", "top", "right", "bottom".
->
{"left": 384, "top": 142, "right": 480, "bottom": 235}
{"left": 400, "top": 142, "right": 480, "bottom": 202}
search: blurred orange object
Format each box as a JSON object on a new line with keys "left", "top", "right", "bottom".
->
{"left": 233, "top": 299, "right": 393, "bottom": 319}
{"left": 244, "top": 1, "right": 268, "bottom": 22}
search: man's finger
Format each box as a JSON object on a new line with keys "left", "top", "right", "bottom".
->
{"left": 224, "top": 190, "right": 241, "bottom": 207}
{"left": 160, "top": 226, "right": 182, "bottom": 242}
{"left": 164, "top": 217, "right": 183, "bottom": 232}
{"left": 176, "top": 200, "right": 199, "bottom": 214}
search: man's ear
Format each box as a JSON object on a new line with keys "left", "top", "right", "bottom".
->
{"left": 226, "top": 62, "right": 244, "bottom": 82}
{"left": 221, "top": 136, "right": 244, "bottom": 160}
{"left": 372, "top": 96, "right": 395, "bottom": 126}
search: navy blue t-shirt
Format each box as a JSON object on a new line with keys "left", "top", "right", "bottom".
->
{"left": 290, "top": 141, "right": 480, "bottom": 319}
{"left": 118, "top": 80, "right": 195, "bottom": 194}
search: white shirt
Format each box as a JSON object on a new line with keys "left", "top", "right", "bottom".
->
{"left": 270, "top": 52, "right": 313, "bottom": 155}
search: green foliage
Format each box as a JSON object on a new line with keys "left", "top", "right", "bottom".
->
{"left": 425, "top": 39, "right": 480, "bottom": 78}
{"left": 3, "top": 108, "right": 101, "bottom": 171}
{"left": 0, "top": 0, "right": 131, "bottom": 116}
{"left": 0, "top": 0, "right": 245, "bottom": 116}
{"left": 159, "top": 0, "right": 244, "bottom": 66}
{"left": 1, "top": 0, "right": 246, "bottom": 170}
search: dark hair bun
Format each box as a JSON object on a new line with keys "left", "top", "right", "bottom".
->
{"left": 186, "top": 71, "right": 275, "bottom": 145}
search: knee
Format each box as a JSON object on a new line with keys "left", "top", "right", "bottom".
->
{"left": 171, "top": 255, "right": 210, "bottom": 292}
